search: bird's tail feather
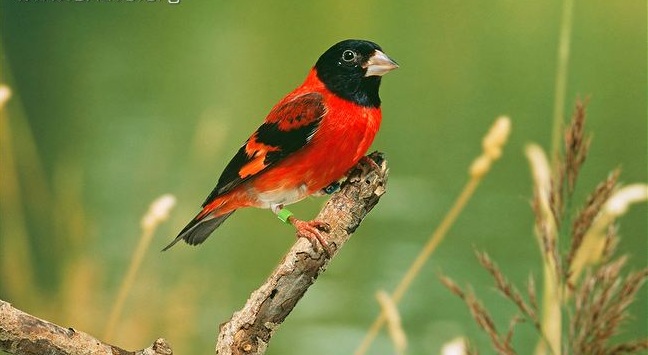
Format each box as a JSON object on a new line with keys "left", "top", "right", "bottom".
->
{"left": 162, "top": 211, "right": 235, "bottom": 251}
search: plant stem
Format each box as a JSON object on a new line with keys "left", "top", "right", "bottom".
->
{"left": 550, "top": 0, "right": 575, "bottom": 166}
{"left": 354, "top": 177, "right": 482, "bottom": 355}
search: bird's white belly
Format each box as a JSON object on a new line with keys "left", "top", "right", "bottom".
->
{"left": 253, "top": 183, "right": 310, "bottom": 210}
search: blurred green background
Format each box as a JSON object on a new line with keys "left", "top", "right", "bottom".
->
{"left": 1, "top": 1, "right": 645, "bottom": 354}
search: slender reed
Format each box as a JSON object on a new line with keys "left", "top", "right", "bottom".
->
{"left": 375, "top": 290, "right": 407, "bottom": 355}
{"left": 443, "top": 102, "right": 647, "bottom": 354}
{"left": 103, "top": 194, "right": 176, "bottom": 342}
{"left": 550, "top": 0, "right": 575, "bottom": 165}
{"left": 0, "top": 85, "right": 39, "bottom": 304}
{"left": 354, "top": 117, "right": 511, "bottom": 355}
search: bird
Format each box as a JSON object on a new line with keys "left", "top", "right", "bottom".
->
{"left": 163, "top": 39, "right": 398, "bottom": 254}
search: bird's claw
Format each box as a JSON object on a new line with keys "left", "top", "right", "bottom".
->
{"left": 288, "top": 217, "right": 332, "bottom": 256}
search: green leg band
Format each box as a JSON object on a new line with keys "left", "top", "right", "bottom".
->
{"left": 277, "top": 208, "right": 294, "bottom": 224}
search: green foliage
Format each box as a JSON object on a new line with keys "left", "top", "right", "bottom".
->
{"left": 0, "top": 2, "right": 645, "bottom": 354}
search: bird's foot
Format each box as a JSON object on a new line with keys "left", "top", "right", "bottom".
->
{"left": 288, "top": 216, "right": 332, "bottom": 256}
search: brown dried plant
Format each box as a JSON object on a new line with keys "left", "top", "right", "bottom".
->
{"left": 439, "top": 275, "right": 517, "bottom": 355}
{"left": 441, "top": 101, "right": 648, "bottom": 354}
{"left": 565, "top": 169, "right": 619, "bottom": 282}
{"left": 570, "top": 256, "right": 648, "bottom": 355}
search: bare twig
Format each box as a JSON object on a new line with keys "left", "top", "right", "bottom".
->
{"left": 215, "top": 152, "right": 388, "bottom": 355}
{"left": 0, "top": 300, "right": 172, "bottom": 355}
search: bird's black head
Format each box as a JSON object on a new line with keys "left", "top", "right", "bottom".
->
{"left": 314, "top": 39, "right": 398, "bottom": 108}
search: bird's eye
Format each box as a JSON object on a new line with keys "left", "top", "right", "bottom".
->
{"left": 342, "top": 50, "right": 357, "bottom": 62}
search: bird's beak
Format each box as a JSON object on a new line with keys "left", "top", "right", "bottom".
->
{"left": 363, "top": 50, "right": 399, "bottom": 77}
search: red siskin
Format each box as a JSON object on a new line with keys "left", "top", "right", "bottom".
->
{"left": 163, "top": 39, "right": 398, "bottom": 253}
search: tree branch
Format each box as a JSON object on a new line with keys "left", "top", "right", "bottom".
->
{"left": 0, "top": 300, "right": 173, "bottom": 355}
{"left": 215, "top": 152, "right": 389, "bottom": 355}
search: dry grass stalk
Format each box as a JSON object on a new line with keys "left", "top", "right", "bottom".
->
{"left": 103, "top": 194, "right": 176, "bottom": 342}
{"left": 439, "top": 274, "right": 466, "bottom": 299}
{"left": 527, "top": 273, "right": 538, "bottom": 314}
{"left": 549, "top": 163, "right": 565, "bottom": 228}
{"left": 541, "top": 232, "right": 563, "bottom": 289}
{"left": 526, "top": 143, "right": 563, "bottom": 354}
{"left": 570, "top": 256, "right": 648, "bottom": 355}
{"left": 528, "top": 144, "right": 563, "bottom": 355}
{"left": 0, "top": 84, "right": 40, "bottom": 305}
{"left": 475, "top": 251, "right": 540, "bottom": 330}
{"left": 465, "top": 292, "right": 516, "bottom": 355}
{"left": 599, "top": 224, "right": 619, "bottom": 264}
{"left": 505, "top": 315, "right": 525, "bottom": 348}
{"left": 439, "top": 274, "right": 517, "bottom": 355}
{"left": 565, "top": 169, "right": 619, "bottom": 277}
{"left": 446, "top": 102, "right": 646, "bottom": 354}
{"left": 569, "top": 183, "right": 648, "bottom": 285}
{"left": 355, "top": 117, "right": 512, "bottom": 355}
{"left": 550, "top": 99, "right": 591, "bottom": 224}
{"left": 607, "top": 340, "right": 648, "bottom": 354}
{"left": 549, "top": 0, "right": 575, "bottom": 166}
{"left": 375, "top": 291, "right": 407, "bottom": 355}
{"left": 562, "top": 99, "right": 590, "bottom": 196}
{"left": 527, "top": 145, "right": 562, "bottom": 277}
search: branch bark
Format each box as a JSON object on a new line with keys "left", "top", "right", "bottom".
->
{"left": 0, "top": 300, "right": 173, "bottom": 355}
{"left": 215, "top": 152, "right": 389, "bottom": 355}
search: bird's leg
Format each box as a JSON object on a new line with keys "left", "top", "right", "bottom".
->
{"left": 273, "top": 204, "right": 332, "bottom": 256}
